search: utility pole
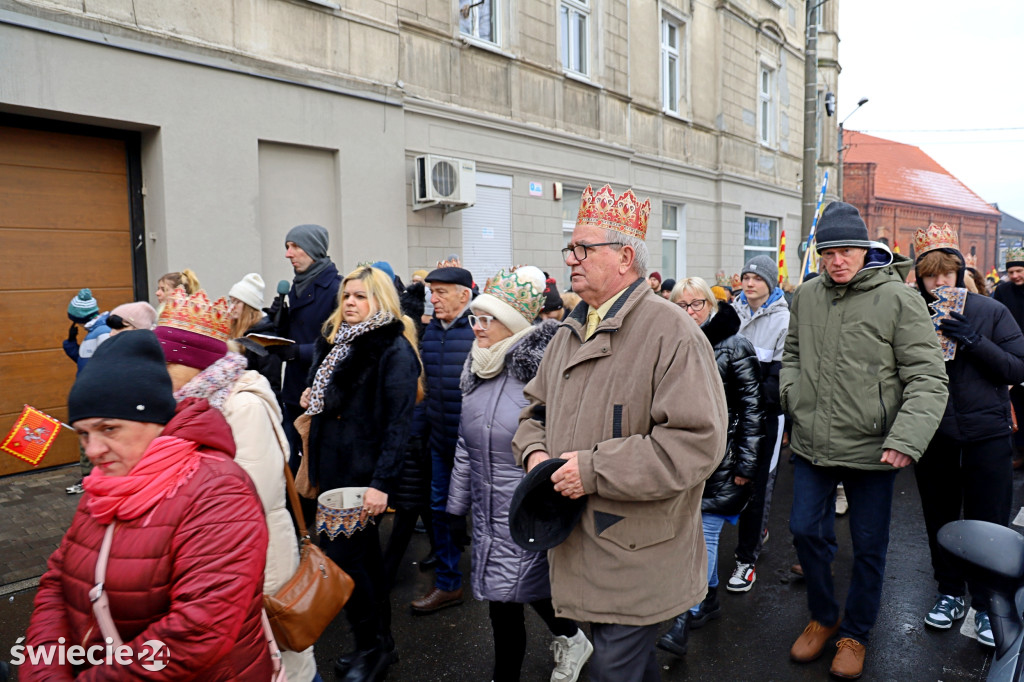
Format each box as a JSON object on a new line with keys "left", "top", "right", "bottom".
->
{"left": 800, "top": 1, "right": 824, "bottom": 247}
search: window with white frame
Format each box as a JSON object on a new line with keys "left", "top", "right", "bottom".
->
{"left": 460, "top": 0, "right": 498, "bottom": 45}
{"left": 759, "top": 66, "right": 776, "bottom": 146}
{"left": 560, "top": 0, "right": 589, "bottom": 76}
{"left": 662, "top": 203, "right": 685, "bottom": 280}
{"left": 661, "top": 18, "right": 682, "bottom": 114}
{"left": 744, "top": 215, "right": 779, "bottom": 266}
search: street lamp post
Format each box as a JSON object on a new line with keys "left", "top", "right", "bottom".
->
{"left": 836, "top": 97, "right": 869, "bottom": 201}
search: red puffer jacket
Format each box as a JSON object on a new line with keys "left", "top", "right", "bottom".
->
{"left": 22, "top": 398, "right": 272, "bottom": 681}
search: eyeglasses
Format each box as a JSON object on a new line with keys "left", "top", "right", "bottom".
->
{"left": 676, "top": 299, "right": 707, "bottom": 312}
{"left": 468, "top": 314, "right": 495, "bottom": 330}
{"left": 561, "top": 242, "right": 622, "bottom": 262}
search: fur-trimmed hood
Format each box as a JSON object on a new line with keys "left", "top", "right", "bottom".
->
{"left": 700, "top": 302, "right": 742, "bottom": 348}
{"left": 460, "top": 319, "right": 559, "bottom": 395}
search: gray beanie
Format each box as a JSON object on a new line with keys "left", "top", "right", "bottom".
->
{"left": 284, "top": 224, "right": 330, "bottom": 260}
{"left": 741, "top": 255, "right": 778, "bottom": 289}
{"left": 815, "top": 202, "right": 871, "bottom": 253}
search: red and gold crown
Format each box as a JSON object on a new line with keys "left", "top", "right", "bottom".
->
{"left": 964, "top": 253, "right": 977, "bottom": 268}
{"left": 156, "top": 289, "right": 231, "bottom": 341}
{"left": 576, "top": 184, "right": 651, "bottom": 240}
{"left": 913, "top": 223, "right": 960, "bottom": 258}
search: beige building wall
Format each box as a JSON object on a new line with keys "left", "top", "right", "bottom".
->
{"left": 0, "top": 0, "right": 837, "bottom": 287}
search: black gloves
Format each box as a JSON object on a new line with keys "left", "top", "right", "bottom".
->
{"left": 67, "top": 322, "right": 79, "bottom": 343}
{"left": 939, "top": 311, "right": 980, "bottom": 347}
{"left": 449, "top": 514, "right": 470, "bottom": 550}
{"left": 268, "top": 343, "right": 300, "bottom": 362}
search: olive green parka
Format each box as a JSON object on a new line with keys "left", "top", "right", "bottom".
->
{"left": 780, "top": 248, "right": 948, "bottom": 469}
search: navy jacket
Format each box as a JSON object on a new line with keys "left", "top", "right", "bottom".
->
{"left": 306, "top": 319, "right": 420, "bottom": 494}
{"left": 420, "top": 308, "right": 475, "bottom": 461}
{"left": 283, "top": 262, "right": 341, "bottom": 406}
{"left": 933, "top": 293, "right": 1024, "bottom": 441}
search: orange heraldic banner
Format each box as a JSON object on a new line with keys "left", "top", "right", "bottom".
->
{"left": 1, "top": 405, "right": 64, "bottom": 466}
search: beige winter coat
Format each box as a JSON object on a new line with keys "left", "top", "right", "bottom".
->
{"left": 512, "top": 279, "right": 728, "bottom": 626}
{"left": 223, "top": 371, "right": 316, "bottom": 681}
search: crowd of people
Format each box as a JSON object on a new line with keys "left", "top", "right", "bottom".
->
{"left": 20, "top": 188, "right": 1023, "bottom": 681}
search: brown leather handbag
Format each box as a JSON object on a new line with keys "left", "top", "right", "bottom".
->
{"left": 263, "top": 461, "right": 353, "bottom": 651}
{"left": 292, "top": 413, "right": 319, "bottom": 499}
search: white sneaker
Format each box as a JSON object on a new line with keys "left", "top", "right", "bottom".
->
{"left": 551, "top": 629, "right": 593, "bottom": 682}
{"left": 726, "top": 561, "right": 757, "bottom": 592}
{"left": 835, "top": 484, "right": 849, "bottom": 516}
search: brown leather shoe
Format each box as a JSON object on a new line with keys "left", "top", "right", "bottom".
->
{"left": 790, "top": 619, "right": 841, "bottom": 662}
{"left": 830, "top": 638, "right": 866, "bottom": 679}
{"left": 410, "top": 587, "right": 463, "bottom": 614}
{"left": 790, "top": 563, "right": 804, "bottom": 577}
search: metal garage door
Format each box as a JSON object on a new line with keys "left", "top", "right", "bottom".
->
{"left": 0, "top": 124, "right": 140, "bottom": 475}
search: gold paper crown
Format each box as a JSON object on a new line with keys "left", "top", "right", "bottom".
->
{"left": 964, "top": 253, "right": 977, "bottom": 268}
{"left": 913, "top": 223, "right": 959, "bottom": 258}
{"left": 1007, "top": 247, "right": 1024, "bottom": 265}
{"left": 156, "top": 290, "right": 231, "bottom": 341}
{"left": 483, "top": 268, "right": 545, "bottom": 321}
{"left": 576, "top": 184, "right": 651, "bottom": 240}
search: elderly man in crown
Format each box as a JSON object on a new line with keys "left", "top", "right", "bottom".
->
{"left": 512, "top": 184, "right": 728, "bottom": 681}
{"left": 911, "top": 223, "right": 1024, "bottom": 647}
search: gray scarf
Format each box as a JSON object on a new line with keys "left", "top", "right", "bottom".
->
{"left": 293, "top": 258, "right": 333, "bottom": 298}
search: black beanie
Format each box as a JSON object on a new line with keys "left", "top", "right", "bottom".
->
{"left": 67, "top": 330, "right": 177, "bottom": 425}
{"left": 815, "top": 202, "right": 871, "bottom": 253}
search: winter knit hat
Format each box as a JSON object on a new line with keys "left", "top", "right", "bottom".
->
{"left": 741, "top": 255, "right": 779, "bottom": 288}
{"left": 541, "top": 278, "right": 564, "bottom": 313}
{"left": 371, "top": 261, "right": 395, "bottom": 281}
{"left": 68, "top": 288, "right": 100, "bottom": 323}
{"left": 110, "top": 302, "right": 158, "bottom": 331}
{"left": 67, "top": 330, "right": 177, "bottom": 425}
{"left": 470, "top": 266, "right": 546, "bottom": 334}
{"left": 649, "top": 271, "right": 662, "bottom": 283}
{"left": 660, "top": 279, "right": 676, "bottom": 295}
{"left": 228, "top": 273, "right": 265, "bottom": 311}
{"left": 815, "top": 202, "right": 871, "bottom": 253}
{"left": 284, "top": 224, "right": 330, "bottom": 260}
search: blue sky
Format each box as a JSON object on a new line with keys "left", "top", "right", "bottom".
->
{"left": 837, "top": 1, "right": 1024, "bottom": 219}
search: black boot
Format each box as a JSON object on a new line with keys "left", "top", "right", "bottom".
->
{"left": 339, "top": 645, "right": 388, "bottom": 682}
{"left": 336, "top": 636, "right": 397, "bottom": 677}
{"left": 656, "top": 612, "right": 692, "bottom": 657}
{"left": 689, "top": 586, "right": 721, "bottom": 629}
{"left": 418, "top": 551, "right": 439, "bottom": 571}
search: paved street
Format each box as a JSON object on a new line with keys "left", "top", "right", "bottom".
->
{"left": 0, "top": 453, "right": 1019, "bottom": 680}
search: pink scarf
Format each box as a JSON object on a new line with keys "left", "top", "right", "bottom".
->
{"left": 83, "top": 435, "right": 215, "bottom": 526}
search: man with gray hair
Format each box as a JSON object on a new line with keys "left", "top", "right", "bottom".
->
{"left": 513, "top": 184, "right": 728, "bottom": 681}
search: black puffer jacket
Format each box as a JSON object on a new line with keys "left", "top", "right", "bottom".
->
{"left": 306, "top": 319, "right": 421, "bottom": 494}
{"left": 699, "top": 304, "right": 766, "bottom": 515}
{"left": 927, "top": 292, "right": 1024, "bottom": 441}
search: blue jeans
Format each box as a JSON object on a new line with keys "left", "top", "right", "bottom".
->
{"left": 430, "top": 449, "right": 462, "bottom": 592}
{"left": 690, "top": 513, "right": 726, "bottom": 615}
{"left": 789, "top": 457, "right": 896, "bottom": 644}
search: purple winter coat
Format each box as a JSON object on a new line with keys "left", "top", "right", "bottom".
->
{"left": 447, "top": 321, "right": 558, "bottom": 603}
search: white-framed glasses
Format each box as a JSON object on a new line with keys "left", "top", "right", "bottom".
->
{"left": 468, "top": 314, "right": 495, "bottom": 330}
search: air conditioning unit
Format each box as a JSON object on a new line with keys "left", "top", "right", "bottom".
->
{"left": 413, "top": 155, "right": 476, "bottom": 211}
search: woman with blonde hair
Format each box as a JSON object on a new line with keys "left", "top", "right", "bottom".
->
{"left": 658, "top": 276, "right": 765, "bottom": 657}
{"left": 155, "top": 268, "right": 201, "bottom": 305}
{"left": 300, "top": 266, "right": 422, "bottom": 682}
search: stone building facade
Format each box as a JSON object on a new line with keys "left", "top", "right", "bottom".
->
{"left": 0, "top": 0, "right": 838, "bottom": 472}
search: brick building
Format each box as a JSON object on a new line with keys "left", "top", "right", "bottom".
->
{"left": 842, "top": 130, "right": 999, "bottom": 273}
